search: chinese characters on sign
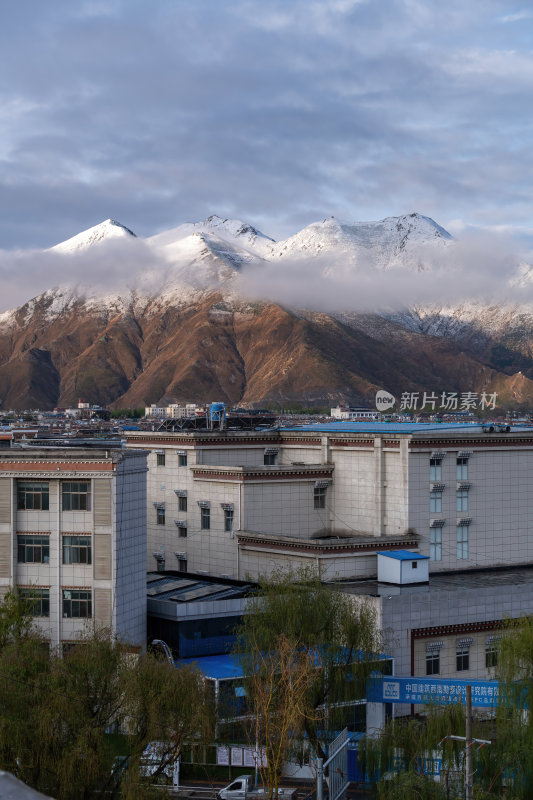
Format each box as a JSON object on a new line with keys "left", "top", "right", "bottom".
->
{"left": 369, "top": 676, "right": 500, "bottom": 708}
{"left": 398, "top": 391, "right": 498, "bottom": 412}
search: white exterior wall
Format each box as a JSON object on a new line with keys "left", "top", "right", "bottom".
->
{"left": 0, "top": 450, "right": 147, "bottom": 650}
{"left": 408, "top": 446, "right": 533, "bottom": 572}
{"left": 243, "top": 481, "right": 327, "bottom": 538}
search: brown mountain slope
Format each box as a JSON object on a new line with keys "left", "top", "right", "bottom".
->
{"left": 1, "top": 290, "right": 533, "bottom": 409}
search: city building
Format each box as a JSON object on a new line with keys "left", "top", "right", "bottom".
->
{"left": 124, "top": 421, "right": 533, "bottom": 582}
{"left": 0, "top": 445, "right": 148, "bottom": 650}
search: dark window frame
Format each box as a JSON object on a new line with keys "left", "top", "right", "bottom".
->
{"left": 17, "top": 534, "right": 50, "bottom": 564}
{"left": 426, "top": 650, "right": 440, "bottom": 675}
{"left": 178, "top": 453, "right": 188, "bottom": 467}
{"left": 156, "top": 453, "right": 166, "bottom": 466}
{"left": 314, "top": 487, "right": 326, "bottom": 509}
{"left": 19, "top": 588, "right": 50, "bottom": 618}
{"left": 61, "top": 481, "right": 91, "bottom": 512}
{"left": 178, "top": 495, "right": 187, "bottom": 512}
{"left": 17, "top": 481, "right": 50, "bottom": 511}
{"left": 456, "top": 647, "right": 470, "bottom": 671}
{"left": 224, "top": 508, "right": 234, "bottom": 531}
{"left": 62, "top": 535, "right": 92, "bottom": 565}
{"left": 264, "top": 453, "right": 277, "bottom": 466}
{"left": 156, "top": 507, "right": 165, "bottom": 525}
{"left": 201, "top": 507, "right": 210, "bottom": 530}
{"left": 62, "top": 589, "right": 92, "bottom": 618}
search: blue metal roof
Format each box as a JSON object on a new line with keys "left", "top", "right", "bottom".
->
{"left": 175, "top": 653, "right": 243, "bottom": 680}
{"left": 175, "top": 648, "right": 391, "bottom": 680}
{"left": 280, "top": 421, "right": 533, "bottom": 434}
{"left": 379, "top": 550, "right": 429, "bottom": 561}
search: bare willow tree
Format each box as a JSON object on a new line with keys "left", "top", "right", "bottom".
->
{"left": 235, "top": 566, "right": 381, "bottom": 795}
{"left": 240, "top": 632, "right": 319, "bottom": 800}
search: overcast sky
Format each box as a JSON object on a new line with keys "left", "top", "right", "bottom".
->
{"left": 2, "top": 0, "right": 533, "bottom": 249}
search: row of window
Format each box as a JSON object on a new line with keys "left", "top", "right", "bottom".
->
{"left": 426, "top": 642, "right": 498, "bottom": 675}
{"left": 156, "top": 452, "right": 279, "bottom": 467}
{"left": 430, "top": 456, "right": 469, "bottom": 482}
{"left": 429, "top": 525, "right": 470, "bottom": 560}
{"left": 156, "top": 452, "right": 188, "bottom": 467}
{"left": 17, "top": 535, "right": 91, "bottom": 565}
{"left": 156, "top": 506, "right": 234, "bottom": 532}
{"left": 157, "top": 485, "right": 327, "bottom": 531}
{"left": 429, "top": 488, "right": 470, "bottom": 514}
{"left": 17, "top": 481, "right": 91, "bottom": 512}
{"left": 19, "top": 588, "right": 92, "bottom": 618}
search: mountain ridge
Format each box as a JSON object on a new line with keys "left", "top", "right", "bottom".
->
{"left": 1, "top": 211, "right": 533, "bottom": 409}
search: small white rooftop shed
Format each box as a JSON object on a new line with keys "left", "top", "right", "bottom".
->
{"left": 377, "top": 550, "right": 429, "bottom": 585}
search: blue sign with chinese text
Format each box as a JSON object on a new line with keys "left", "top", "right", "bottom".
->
{"left": 367, "top": 675, "right": 500, "bottom": 707}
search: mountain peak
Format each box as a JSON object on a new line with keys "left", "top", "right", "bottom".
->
{"left": 50, "top": 219, "right": 136, "bottom": 253}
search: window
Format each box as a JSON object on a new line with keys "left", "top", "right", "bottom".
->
{"left": 178, "top": 524, "right": 187, "bottom": 538}
{"left": 430, "top": 528, "right": 442, "bottom": 561}
{"left": 426, "top": 650, "right": 440, "bottom": 675}
{"left": 457, "top": 525, "right": 469, "bottom": 559}
{"left": 17, "top": 534, "right": 50, "bottom": 564}
{"left": 156, "top": 452, "right": 165, "bottom": 466}
{"left": 224, "top": 508, "right": 234, "bottom": 532}
{"left": 178, "top": 495, "right": 187, "bottom": 512}
{"left": 429, "top": 458, "right": 442, "bottom": 482}
{"left": 62, "top": 482, "right": 91, "bottom": 511}
{"left": 314, "top": 487, "right": 326, "bottom": 509}
{"left": 486, "top": 645, "right": 497, "bottom": 668}
{"left": 201, "top": 508, "right": 210, "bottom": 530}
{"left": 178, "top": 452, "right": 188, "bottom": 467}
{"left": 176, "top": 555, "right": 187, "bottom": 573}
{"left": 456, "top": 489, "right": 469, "bottom": 512}
{"left": 430, "top": 489, "right": 442, "bottom": 514}
{"left": 62, "top": 589, "right": 92, "bottom": 618}
{"left": 264, "top": 453, "right": 277, "bottom": 465}
{"left": 19, "top": 588, "right": 50, "bottom": 618}
{"left": 17, "top": 481, "right": 49, "bottom": 511}
{"left": 62, "top": 535, "right": 92, "bottom": 565}
{"left": 456, "top": 646, "right": 470, "bottom": 671}
{"left": 457, "top": 457, "right": 468, "bottom": 480}
{"left": 156, "top": 507, "right": 165, "bottom": 525}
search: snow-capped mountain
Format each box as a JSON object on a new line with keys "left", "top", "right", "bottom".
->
{"left": 269, "top": 213, "right": 452, "bottom": 267}
{"left": 1, "top": 210, "right": 533, "bottom": 410}
{"left": 50, "top": 219, "right": 136, "bottom": 253}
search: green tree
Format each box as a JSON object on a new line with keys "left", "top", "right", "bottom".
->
{"left": 0, "top": 596, "right": 213, "bottom": 799}
{"left": 235, "top": 567, "right": 381, "bottom": 787}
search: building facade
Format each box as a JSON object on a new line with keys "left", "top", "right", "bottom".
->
{"left": 0, "top": 446, "right": 148, "bottom": 649}
{"left": 124, "top": 422, "right": 533, "bottom": 582}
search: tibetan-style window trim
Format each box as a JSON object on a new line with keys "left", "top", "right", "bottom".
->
{"left": 221, "top": 503, "right": 234, "bottom": 511}
{"left": 174, "top": 489, "right": 187, "bottom": 497}
{"left": 197, "top": 500, "right": 210, "bottom": 509}
{"left": 430, "top": 519, "right": 446, "bottom": 527}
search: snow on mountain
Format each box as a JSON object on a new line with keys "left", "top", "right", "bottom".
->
{"left": 270, "top": 213, "right": 452, "bottom": 269}
{"left": 50, "top": 219, "right": 136, "bottom": 253}
{"left": 148, "top": 214, "right": 275, "bottom": 258}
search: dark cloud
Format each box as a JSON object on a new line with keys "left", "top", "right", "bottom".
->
{"left": 1, "top": 0, "right": 533, "bottom": 251}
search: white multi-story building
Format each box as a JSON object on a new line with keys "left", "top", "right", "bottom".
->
{"left": 124, "top": 421, "right": 533, "bottom": 582}
{"left": 0, "top": 446, "right": 148, "bottom": 650}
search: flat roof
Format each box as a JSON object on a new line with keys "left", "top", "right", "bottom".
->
{"left": 378, "top": 550, "right": 429, "bottom": 561}
{"left": 336, "top": 564, "right": 533, "bottom": 597}
{"left": 280, "top": 422, "right": 533, "bottom": 434}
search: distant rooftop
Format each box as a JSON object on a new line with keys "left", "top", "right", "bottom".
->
{"left": 281, "top": 421, "right": 533, "bottom": 435}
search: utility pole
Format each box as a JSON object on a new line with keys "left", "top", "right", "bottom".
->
{"left": 465, "top": 685, "right": 473, "bottom": 800}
